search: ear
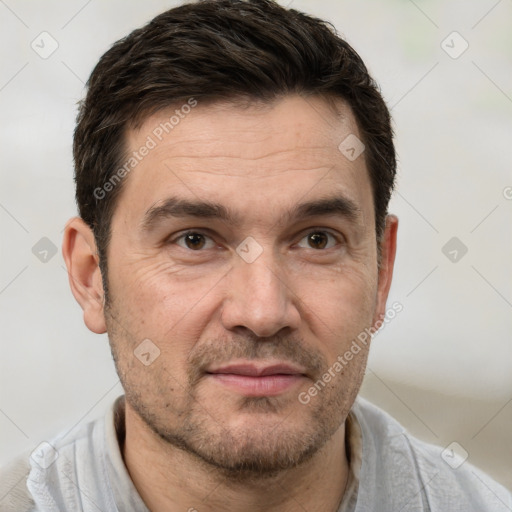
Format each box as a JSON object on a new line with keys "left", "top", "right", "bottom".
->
{"left": 62, "top": 217, "right": 107, "bottom": 334}
{"left": 372, "top": 214, "right": 398, "bottom": 326}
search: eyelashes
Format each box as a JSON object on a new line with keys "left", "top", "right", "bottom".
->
{"left": 169, "top": 229, "right": 344, "bottom": 252}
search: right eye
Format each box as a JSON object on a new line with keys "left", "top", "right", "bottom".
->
{"left": 171, "top": 231, "right": 217, "bottom": 251}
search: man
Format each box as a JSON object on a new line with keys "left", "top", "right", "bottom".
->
{"left": 1, "top": 0, "right": 510, "bottom": 510}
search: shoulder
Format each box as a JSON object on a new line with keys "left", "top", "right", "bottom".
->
{"left": 0, "top": 397, "right": 123, "bottom": 512}
{"left": 0, "top": 451, "right": 36, "bottom": 512}
{"left": 351, "top": 397, "right": 512, "bottom": 512}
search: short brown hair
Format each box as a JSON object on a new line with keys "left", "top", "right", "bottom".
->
{"left": 73, "top": 0, "right": 396, "bottom": 283}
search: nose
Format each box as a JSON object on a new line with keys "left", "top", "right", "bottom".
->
{"left": 220, "top": 248, "right": 301, "bottom": 338}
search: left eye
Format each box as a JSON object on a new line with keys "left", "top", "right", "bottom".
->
{"left": 174, "top": 232, "right": 216, "bottom": 250}
{"left": 297, "top": 231, "right": 338, "bottom": 250}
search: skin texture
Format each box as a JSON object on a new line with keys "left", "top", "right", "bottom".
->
{"left": 63, "top": 95, "right": 398, "bottom": 512}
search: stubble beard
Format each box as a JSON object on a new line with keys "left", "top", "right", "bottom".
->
{"left": 104, "top": 300, "right": 363, "bottom": 482}
{"left": 124, "top": 379, "right": 350, "bottom": 482}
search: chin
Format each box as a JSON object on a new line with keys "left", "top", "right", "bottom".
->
{"left": 158, "top": 402, "right": 340, "bottom": 481}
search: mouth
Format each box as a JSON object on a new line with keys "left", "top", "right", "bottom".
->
{"left": 205, "top": 362, "right": 308, "bottom": 397}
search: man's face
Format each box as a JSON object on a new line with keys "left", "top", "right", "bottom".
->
{"left": 102, "top": 95, "right": 390, "bottom": 476}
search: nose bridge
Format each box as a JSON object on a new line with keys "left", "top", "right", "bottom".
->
{"left": 221, "top": 241, "right": 300, "bottom": 337}
{"left": 244, "top": 250, "right": 284, "bottom": 301}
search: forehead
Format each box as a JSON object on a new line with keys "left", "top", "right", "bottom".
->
{"left": 117, "top": 95, "right": 373, "bottom": 227}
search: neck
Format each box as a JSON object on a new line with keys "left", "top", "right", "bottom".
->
{"left": 122, "top": 401, "right": 349, "bottom": 512}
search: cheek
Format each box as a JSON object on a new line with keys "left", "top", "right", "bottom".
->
{"left": 108, "top": 256, "right": 224, "bottom": 351}
{"left": 294, "top": 263, "right": 377, "bottom": 358}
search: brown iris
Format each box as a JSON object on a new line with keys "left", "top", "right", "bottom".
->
{"left": 308, "top": 232, "right": 328, "bottom": 249}
{"left": 185, "top": 233, "right": 206, "bottom": 250}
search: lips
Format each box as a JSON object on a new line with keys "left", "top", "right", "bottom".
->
{"left": 207, "top": 362, "right": 306, "bottom": 377}
{"left": 205, "top": 362, "right": 307, "bottom": 397}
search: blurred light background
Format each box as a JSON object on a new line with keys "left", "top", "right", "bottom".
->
{"left": 1, "top": 0, "right": 511, "bottom": 489}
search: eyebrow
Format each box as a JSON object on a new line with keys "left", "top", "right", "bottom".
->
{"left": 141, "top": 194, "right": 361, "bottom": 231}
